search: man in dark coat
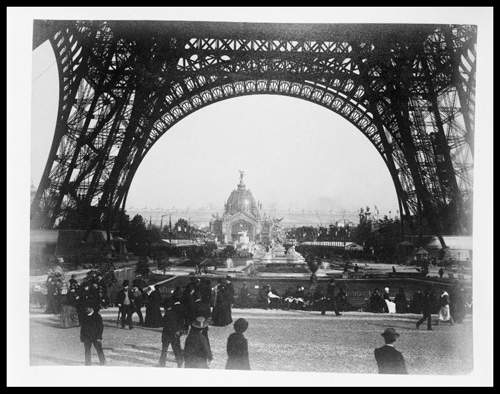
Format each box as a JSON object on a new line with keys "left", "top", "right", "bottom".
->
{"left": 181, "top": 283, "right": 196, "bottom": 323}
{"left": 116, "top": 280, "right": 135, "bottom": 329}
{"left": 193, "top": 292, "right": 212, "bottom": 345}
{"left": 239, "top": 282, "right": 251, "bottom": 308}
{"left": 193, "top": 292, "right": 211, "bottom": 320}
{"left": 79, "top": 302, "right": 106, "bottom": 366}
{"left": 369, "top": 288, "right": 386, "bottom": 313}
{"left": 159, "top": 298, "right": 186, "bottom": 368}
{"left": 183, "top": 317, "right": 213, "bottom": 368}
{"left": 131, "top": 283, "right": 145, "bottom": 325}
{"left": 374, "top": 328, "right": 408, "bottom": 374}
{"left": 416, "top": 288, "right": 434, "bottom": 330}
{"left": 226, "top": 318, "right": 251, "bottom": 370}
{"left": 321, "top": 278, "right": 342, "bottom": 316}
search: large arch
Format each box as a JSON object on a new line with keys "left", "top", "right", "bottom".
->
{"left": 30, "top": 20, "right": 476, "bottom": 245}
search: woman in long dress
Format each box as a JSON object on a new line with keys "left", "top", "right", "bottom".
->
{"left": 60, "top": 283, "right": 80, "bottom": 328}
{"left": 383, "top": 287, "right": 396, "bottom": 314}
{"left": 144, "top": 285, "right": 163, "bottom": 328}
{"left": 437, "top": 289, "right": 455, "bottom": 325}
{"left": 212, "top": 281, "right": 233, "bottom": 326}
{"left": 394, "top": 287, "right": 409, "bottom": 313}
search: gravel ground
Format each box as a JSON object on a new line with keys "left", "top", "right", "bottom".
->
{"left": 26, "top": 304, "right": 476, "bottom": 385}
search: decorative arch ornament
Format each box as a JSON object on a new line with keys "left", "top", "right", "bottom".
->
{"left": 31, "top": 20, "right": 476, "bottom": 245}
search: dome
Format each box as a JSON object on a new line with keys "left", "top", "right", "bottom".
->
{"left": 225, "top": 179, "right": 260, "bottom": 217}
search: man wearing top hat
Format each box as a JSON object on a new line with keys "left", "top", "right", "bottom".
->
{"left": 79, "top": 302, "right": 106, "bottom": 366}
{"left": 374, "top": 328, "right": 408, "bottom": 374}
{"left": 116, "top": 280, "right": 136, "bottom": 329}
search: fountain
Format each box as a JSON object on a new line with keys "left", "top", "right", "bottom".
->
{"left": 250, "top": 241, "right": 309, "bottom": 273}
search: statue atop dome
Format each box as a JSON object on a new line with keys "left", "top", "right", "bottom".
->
{"left": 238, "top": 169, "right": 245, "bottom": 183}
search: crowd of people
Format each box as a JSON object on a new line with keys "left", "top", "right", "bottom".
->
{"left": 367, "top": 283, "right": 472, "bottom": 329}
{"left": 252, "top": 280, "right": 353, "bottom": 313}
{"left": 32, "top": 268, "right": 472, "bottom": 371}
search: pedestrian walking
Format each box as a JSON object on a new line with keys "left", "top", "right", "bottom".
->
{"left": 321, "top": 278, "right": 341, "bottom": 316}
{"left": 79, "top": 302, "right": 106, "bottom": 366}
{"left": 437, "top": 288, "right": 455, "bottom": 326}
{"left": 374, "top": 328, "right": 408, "bottom": 374}
{"left": 144, "top": 285, "right": 163, "bottom": 328}
{"left": 416, "top": 288, "right": 434, "bottom": 330}
{"left": 158, "top": 298, "right": 186, "bottom": 368}
{"left": 60, "top": 283, "right": 80, "bottom": 328}
{"left": 225, "top": 318, "right": 251, "bottom": 370}
{"left": 131, "top": 283, "right": 145, "bottom": 325}
{"left": 183, "top": 317, "right": 213, "bottom": 369}
{"left": 212, "top": 279, "right": 233, "bottom": 326}
{"left": 116, "top": 280, "right": 135, "bottom": 329}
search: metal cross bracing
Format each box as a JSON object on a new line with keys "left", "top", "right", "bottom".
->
{"left": 30, "top": 20, "right": 476, "bottom": 246}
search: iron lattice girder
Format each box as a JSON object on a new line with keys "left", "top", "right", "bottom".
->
{"left": 31, "top": 20, "right": 476, "bottom": 237}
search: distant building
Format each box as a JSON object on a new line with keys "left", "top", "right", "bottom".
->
{"left": 209, "top": 173, "right": 279, "bottom": 244}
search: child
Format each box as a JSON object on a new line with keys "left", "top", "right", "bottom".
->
{"left": 225, "top": 317, "right": 250, "bottom": 370}
{"left": 79, "top": 302, "right": 106, "bottom": 366}
{"left": 183, "top": 317, "right": 213, "bottom": 368}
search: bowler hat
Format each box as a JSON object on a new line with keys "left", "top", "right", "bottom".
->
{"left": 191, "top": 316, "right": 209, "bottom": 329}
{"left": 381, "top": 328, "right": 400, "bottom": 339}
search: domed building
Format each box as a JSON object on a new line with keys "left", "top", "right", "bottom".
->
{"left": 210, "top": 172, "right": 276, "bottom": 244}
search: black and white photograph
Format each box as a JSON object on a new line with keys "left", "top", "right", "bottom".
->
{"left": 7, "top": 7, "right": 493, "bottom": 387}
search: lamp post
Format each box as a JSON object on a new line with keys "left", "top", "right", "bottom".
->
{"left": 160, "top": 214, "right": 169, "bottom": 236}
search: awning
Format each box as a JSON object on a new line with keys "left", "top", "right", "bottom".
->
{"left": 416, "top": 247, "right": 429, "bottom": 255}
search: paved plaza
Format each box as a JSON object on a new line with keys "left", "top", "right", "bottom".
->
{"left": 25, "top": 301, "right": 481, "bottom": 386}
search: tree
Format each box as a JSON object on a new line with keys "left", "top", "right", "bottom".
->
{"left": 371, "top": 216, "right": 402, "bottom": 262}
{"left": 127, "top": 215, "right": 149, "bottom": 255}
{"left": 134, "top": 258, "right": 151, "bottom": 277}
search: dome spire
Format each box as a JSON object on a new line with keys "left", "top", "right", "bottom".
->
{"left": 238, "top": 170, "right": 246, "bottom": 190}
